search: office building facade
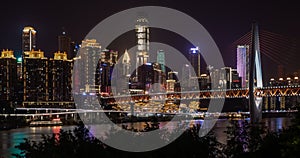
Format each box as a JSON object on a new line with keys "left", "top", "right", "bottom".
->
{"left": 190, "top": 47, "right": 201, "bottom": 77}
{"left": 48, "top": 52, "right": 73, "bottom": 106}
{"left": 237, "top": 45, "right": 250, "bottom": 88}
{"left": 135, "top": 17, "right": 149, "bottom": 73}
{"left": 58, "top": 32, "right": 71, "bottom": 57}
{"left": 23, "top": 50, "right": 48, "bottom": 107}
{"left": 0, "top": 50, "right": 17, "bottom": 107}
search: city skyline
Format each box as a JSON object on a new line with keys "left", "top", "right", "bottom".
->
{"left": 1, "top": 1, "right": 300, "bottom": 157}
{"left": 0, "top": 23, "right": 298, "bottom": 84}
{"left": 0, "top": 0, "right": 299, "bottom": 79}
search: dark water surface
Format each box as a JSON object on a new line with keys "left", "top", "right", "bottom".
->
{"left": 0, "top": 117, "right": 292, "bottom": 158}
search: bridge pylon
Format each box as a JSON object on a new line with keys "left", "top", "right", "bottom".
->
{"left": 249, "top": 22, "right": 263, "bottom": 124}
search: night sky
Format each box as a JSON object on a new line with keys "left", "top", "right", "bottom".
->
{"left": 0, "top": 0, "right": 299, "bottom": 81}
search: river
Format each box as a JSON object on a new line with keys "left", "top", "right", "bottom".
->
{"left": 0, "top": 117, "right": 292, "bottom": 158}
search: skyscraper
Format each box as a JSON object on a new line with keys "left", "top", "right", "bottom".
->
{"left": 23, "top": 50, "right": 48, "bottom": 107}
{"left": 166, "top": 71, "right": 178, "bottom": 92}
{"left": 156, "top": 50, "right": 167, "bottom": 88}
{"left": 58, "top": 31, "right": 71, "bottom": 58}
{"left": 16, "top": 57, "right": 22, "bottom": 80}
{"left": 72, "top": 39, "right": 101, "bottom": 108}
{"left": 237, "top": 45, "right": 250, "bottom": 88}
{"left": 0, "top": 50, "right": 17, "bottom": 107}
{"left": 16, "top": 56, "right": 23, "bottom": 105}
{"left": 48, "top": 52, "right": 73, "bottom": 107}
{"left": 22, "top": 26, "right": 36, "bottom": 53}
{"left": 137, "top": 63, "right": 154, "bottom": 93}
{"left": 122, "top": 49, "right": 131, "bottom": 76}
{"left": 100, "top": 49, "right": 118, "bottom": 66}
{"left": 97, "top": 49, "right": 118, "bottom": 94}
{"left": 189, "top": 47, "right": 200, "bottom": 77}
{"left": 135, "top": 17, "right": 149, "bottom": 71}
{"left": 181, "top": 64, "right": 191, "bottom": 91}
{"left": 210, "top": 67, "right": 241, "bottom": 89}
{"left": 21, "top": 27, "right": 37, "bottom": 103}
{"left": 77, "top": 39, "right": 101, "bottom": 94}
{"left": 117, "top": 49, "right": 131, "bottom": 94}
{"left": 157, "top": 50, "right": 165, "bottom": 73}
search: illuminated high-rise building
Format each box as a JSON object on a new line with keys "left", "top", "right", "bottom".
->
{"left": 166, "top": 71, "right": 178, "bottom": 92}
{"left": 23, "top": 50, "right": 48, "bottom": 107}
{"left": 181, "top": 64, "right": 191, "bottom": 90}
{"left": 0, "top": 50, "right": 17, "bottom": 107}
{"left": 122, "top": 49, "right": 131, "bottom": 76}
{"left": 22, "top": 26, "right": 36, "bottom": 53}
{"left": 189, "top": 47, "right": 200, "bottom": 77}
{"left": 98, "top": 49, "right": 118, "bottom": 94}
{"left": 48, "top": 52, "right": 73, "bottom": 106}
{"left": 21, "top": 27, "right": 37, "bottom": 104}
{"left": 237, "top": 45, "right": 250, "bottom": 88}
{"left": 210, "top": 67, "right": 241, "bottom": 89}
{"left": 157, "top": 50, "right": 165, "bottom": 73}
{"left": 136, "top": 63, "right": 154, "bottom": 93}
{"left": 135, "top": 17, "right": 149, "bottom": 71}
{"left": 156, "top": 50, "right": 167, "bottom": 88}
{"left": 16, "top": 57, "right": 22, "bottom": 80}
{"left": 76, "top": 39, "right": 101, "bottom": 94}
{"left": 16, "top": 56, "right": 23, "bottom": 105}
{"left": 58, "top": 31, "right": 71, "bottom": 58}
{"left": 114, "top": 49, "right": 131, "bottom": 94}
{"left": 100, "top": 49, "right": 118, "bottom": 66}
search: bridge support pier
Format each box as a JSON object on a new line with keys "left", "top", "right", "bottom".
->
{"left": 250, "top": 97, "right": 263, "bottom": 124}
{"left": 280, "top": 96, "right": 285, "bottom": 110}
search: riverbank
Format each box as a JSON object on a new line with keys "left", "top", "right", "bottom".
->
{"left": 1, "top": 111, "right": 297, "bottom": 131}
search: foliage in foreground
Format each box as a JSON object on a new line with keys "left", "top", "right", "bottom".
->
{"left": 14, "top": 111, "right": 300, "bottom": 158}
{"left": 14, "top": 122, "right": 224, "bottom": 158}
{"left": 224, "top": 110, "right": 300, "bottom": 158}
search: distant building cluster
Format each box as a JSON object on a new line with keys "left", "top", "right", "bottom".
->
{"left": 264, "top": 76, "right": 300, "bottom": 111}
{"left": 0, "top": 19, "right": 241, "bottom": 109}
{"left": 268, "top": 77, "right": 299, "bottom": 86}
{"left": 1, "top": 19, "right": 299, "bottom": 110}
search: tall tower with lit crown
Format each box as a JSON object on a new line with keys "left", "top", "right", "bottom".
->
{"left": 22, "top": 26, "right": 36, "bottom": 53}
{"left": 190, "top": 47, "right": 200, "bottom": 77}
{"left": 22, "top": 27, "right": 37, "bottom": 99}
{"left": 135, "top": 16, "right": 149, "bottom": 72}
{"left": 118, "top": 49, "right": 131, "bottom": 94}
{"left": 122, "top": 49, "right": 131, "bottom": 76}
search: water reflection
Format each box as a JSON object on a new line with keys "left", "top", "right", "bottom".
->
{"left": 0, "top": 117, "right": 292, "bottom": 157}
{"left": 264, "top": 117, "right": 291, "bottom": 132}
{"left": 0, "top": 126, "right": 69, "bottom": 157}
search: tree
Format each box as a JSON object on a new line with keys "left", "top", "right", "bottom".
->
{"left": 278, "top": 108, "right": 300, "bottom": 158}
{"left": 13, "top": 122, "right": 106, "bottom": 158}
{"left": 14, "top": 122, "right": 223, "bottom": 158}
